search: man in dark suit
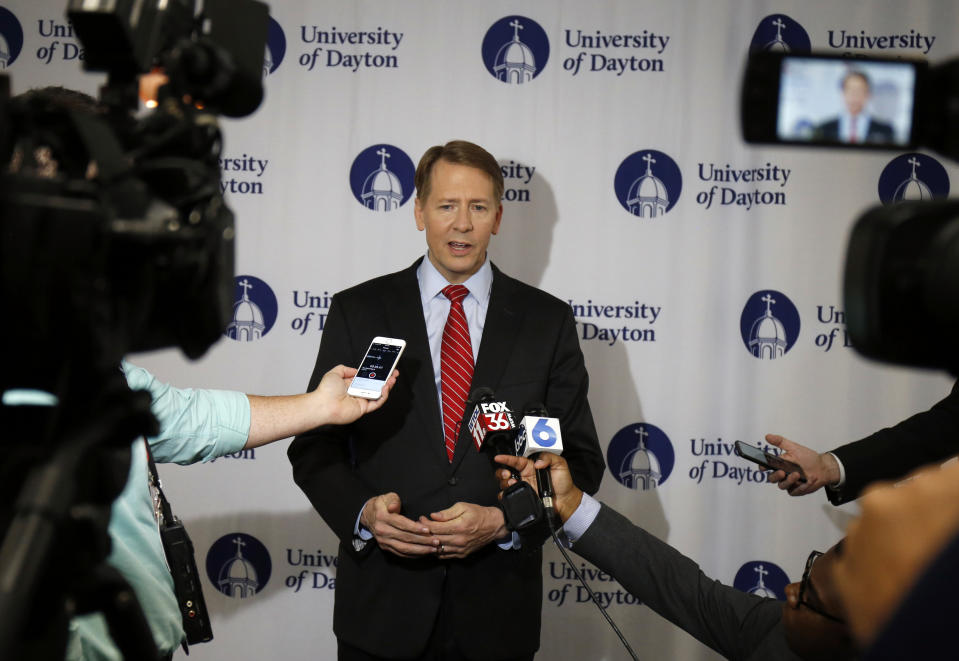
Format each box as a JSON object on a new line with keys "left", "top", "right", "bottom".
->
{"left": 495, "top": 452, "right": 856, "bottom": 661}
{"left": 813, "top": 70, "right": 895, "bottom": 144}
{"left": 766, "top": 380, "right": 959, "bottom": 504}
{"left": 288, "top": 140, "right": 605, "bottom": 660}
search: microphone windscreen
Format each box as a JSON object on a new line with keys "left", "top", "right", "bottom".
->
{"left": 517, "top": 416, "right": 563, "bottom": 457}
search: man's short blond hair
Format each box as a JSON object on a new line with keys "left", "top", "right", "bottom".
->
{"left": 414, "top": 140, "right": 504, "bottom": 203}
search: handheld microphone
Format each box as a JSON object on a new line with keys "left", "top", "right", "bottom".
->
{"left": 466, "top": 388, "right": 542, "bottom": 531}
{"left": 511, "top": 404, "right": 641, "bottom": 660}
{"left": 466, "top": 390, "right": 516, "bottom": 455}
{"left": 517, "top": 404, "right": 564, "bottom": 529}
{"left": 465, "top": 387, "right": 494, "bottom": 448}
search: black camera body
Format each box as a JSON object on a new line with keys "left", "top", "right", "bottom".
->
{"left": 0, "top": 1, "right": 268, "bottom": 659}
{"left": 843, "top": 198, "right": 959, "bottom": 373}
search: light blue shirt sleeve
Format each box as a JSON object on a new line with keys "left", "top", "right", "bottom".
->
{"left": 562, "top": 493, "right": 602, "bottom": 547}
{"left": 122, "top": 360, "right": 250, "bottom": 463}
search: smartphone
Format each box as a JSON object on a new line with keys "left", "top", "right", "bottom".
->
{"left": 347, "top": 336, "right": 405, "bottom": 399}
{"left": 741, "top": 51, "right": 927, "bottom": 150}
{"left": 733, "top": 440, "right": 807, "bottom": 482}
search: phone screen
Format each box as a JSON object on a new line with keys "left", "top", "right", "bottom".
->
{"left": 776, "top": 56, "right": 917, "bottom": 147}
{"left": 350, "top": 342, "right": 403, "bottom": 393}
{"left": 734, "top": 441, "right": 773, "bottom": 467}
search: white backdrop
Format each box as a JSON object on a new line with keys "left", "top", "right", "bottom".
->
{"left": 4, "top": 1, "right": 957, "bottom": 659}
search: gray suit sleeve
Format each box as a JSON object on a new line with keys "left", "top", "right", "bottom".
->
{"left": 573, "top": 504, "right": 793, "bottom": 661}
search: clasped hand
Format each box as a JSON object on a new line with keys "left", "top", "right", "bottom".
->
{"left": 360, "top": 493, "right": 507, "bottom": 559}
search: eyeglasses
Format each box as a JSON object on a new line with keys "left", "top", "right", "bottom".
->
{"left": 798, "top": 550, "right": 845, "bottom": 624}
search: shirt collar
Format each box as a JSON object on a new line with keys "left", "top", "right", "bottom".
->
{"left": 417, "top": 253, "right": 493, "bottom": 307}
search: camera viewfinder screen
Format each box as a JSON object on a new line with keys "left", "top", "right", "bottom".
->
{"left": 777, "top": 57, "right": 917, "bottom": 147}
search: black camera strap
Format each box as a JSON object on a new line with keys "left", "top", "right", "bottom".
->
{"left": 143, "top": 440, "right": 214, "bottom": 653}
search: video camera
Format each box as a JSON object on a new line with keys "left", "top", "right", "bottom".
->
{"left": 0, "top": 0, "right": 269, "bottom": 394}
{"left": 741, "top": 51, "right": 959, "bottom": 374}
{"left": 0, "top": 1, "right": 268, "bottom": 658}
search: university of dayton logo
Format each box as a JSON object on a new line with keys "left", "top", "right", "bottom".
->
{"left": 225, "top": 275, "right": 278, "bottom": 342}
{"left": 264, "top": 16, "right": 287, "bottom": 76}
{"left": 0, "top": 7, "right": 23, "bottom": 69}
{"left": 733, "top": 560, "right": 790, "bottom": 600}
{"left": 614, "top": 150, "right": 682, "bottom": 218}
{"left": 206, "top": 533, "right": 272, "bottom": 598}
{"left": 607, "top": 423, "right": 675, "bottom": 490}
{"left": 749, "top": 14, "right": 810, "bottom": 53}
{"left": 481, "top": 16, "right": 549, "bottom": 85}
{"left": 740, "top": 290, "right": 800, "bottom": 360}
{"left": 877, "top": 153, "right": 949, "bottom": 204}
{"left": 349, "top": 144, "right": 415, "bottom": 211}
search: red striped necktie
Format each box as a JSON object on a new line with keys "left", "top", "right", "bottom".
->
{"left": 441, "top": 284, "right": 473, "bottom": 462}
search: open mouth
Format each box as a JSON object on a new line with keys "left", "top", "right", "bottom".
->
{"left": 448, "top": 241, "right": 471, "bottom": 253}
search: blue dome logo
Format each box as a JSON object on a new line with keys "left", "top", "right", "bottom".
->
{"left": 614, "top": 149, "right": 682, "bottom": 217}
{"left": 225, "top": 275, "right": 278, "bottom": 342}
{"left": 877, "top": 153, "right": 949, "bottom": 204}
{"left": 740, "top": 290, "right": 800, "bottom": 360}
{"left": 349, "top": 144, "right": 415, "bottom": 211}
{"left": 749, "top": 14, "right": 810, "bottom": 54}
{"left": 607, "top": 422, "right": 675, "bottom": 490}
{"left": 0, "top": 7, "right": 24, "bottom": 69}
{"left": 206, "top": 532, "right": 272, "bottom": 598}
{"left": 481, "top": 16, "right": 550, "bottom": 84}
{"left": 733, "top": 560, "right": 790, "bottom": 600}
{"left": 264, "top": 16, "right": 287, "bottom": 75}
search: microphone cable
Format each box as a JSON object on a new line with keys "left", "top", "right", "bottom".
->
{"left": 545, "top": 511, "right": 640, "bottom": 661}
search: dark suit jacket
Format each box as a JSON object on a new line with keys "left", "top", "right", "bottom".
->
{"left": 288, "top": 259, "right": 605, "bottom": 659}
{"left": 814, "top": 116, "right": 896, "bottom": 144}
{"left": 828, "top": 380, "right": 959, "bottom": 505}
{"left": 575, "top": 504, "right": 801, "bottom": 661}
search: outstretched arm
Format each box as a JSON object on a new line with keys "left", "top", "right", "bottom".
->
{"left": 247, "top": 365, "right": 397, "bottom": 448}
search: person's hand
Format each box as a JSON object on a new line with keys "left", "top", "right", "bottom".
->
{"left": 313, "top": 364, "right": 398, "bottom": 425}
{"left": 495, "top": 453, "right": 582, "bottom": 523}
{"left": 359, "top": 492, "right": 435, "bottom": 558}
{"left": 765, "top": 434, "right": 840, "bottom": 496}
{"left": 832, "top": 461, "right": 959, "bottom": 646}
{"left": 494, "top": 454, "right": 536, "bottom": 491}
{"left": 422, "top": 503, "right": 508, "bottom": 559}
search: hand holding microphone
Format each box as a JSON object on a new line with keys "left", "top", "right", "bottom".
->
{"left": 494, "top": 452, "right": 582, "bottom": 525}
{"left": 517, "top": 404, "right": 564, "bottom": 529}
{"left": 465, "top": 388, "right": 543, "bottom": 531}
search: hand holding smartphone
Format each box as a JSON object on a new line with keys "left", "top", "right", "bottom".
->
{"left": 347, "top": 336, "right": 406, "bottom": 400}
{"left": 734, "top": 440, "right": 807, "bottom": 483}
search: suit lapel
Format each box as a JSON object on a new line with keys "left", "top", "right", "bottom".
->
{"left": 383, "top": 261, "right": 449, "bottom": 471}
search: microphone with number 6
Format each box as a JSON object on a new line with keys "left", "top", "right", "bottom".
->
{"left": 516, "top": 404, "right": 564, "bottom": 530}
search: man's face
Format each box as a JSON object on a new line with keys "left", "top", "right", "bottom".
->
{"left": 414, "top": 159, "right": 502, "bottom": 284}
{"left": 842, "top": 75, "right": 870, "bottom": 116}
{"left": 781, "top": 545, "right": 854, "bottom": 661}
